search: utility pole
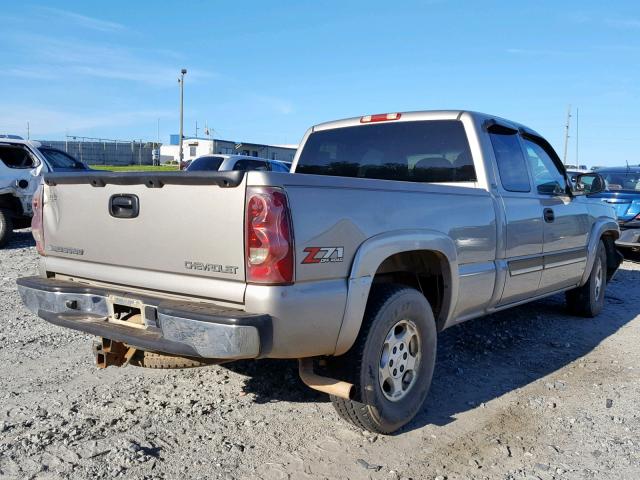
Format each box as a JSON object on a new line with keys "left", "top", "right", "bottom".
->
{"left": 178, "top": 68, "right": 187, "bottom": 170}
{"left": 562, "top": 105, "right": 571, "bottom": 165}
{"left": 195, "top": 120, "right": 199, "bottom": 138}
{"left": 27, "top": 121, "right": 30, "bottom": 140}
{"left": 575, "top": 108, "right": 579, "bottom": 167}
{"left": 156, "top": 118, "right": 160, "bottom": 166}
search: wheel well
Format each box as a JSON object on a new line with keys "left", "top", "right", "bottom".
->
{"left": 602, "top": 232, "right": 621, "bottom": 281}
{"left": 0, "top": 194, "right": 23, "bottom": 216}
{"left": 371, "top": 250, "right": 450, "bottom": 329}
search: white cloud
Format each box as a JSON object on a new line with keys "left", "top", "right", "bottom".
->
{"left": 251, "top": 95, "right": 295, "bottom": 115}
{"left": 506, "top": 48, "right": 570, "bottom": 56}
{"left": 3, "top": 33, "right": 216, "bottom": 87}
{"left": 6, "top": 67, "right": 58, "bottom": 80}
{"left": 37, "top": 7, "right": 126, "bottom": 33}
{"left": 0, "top": 105, "right": 173, "bottom": 137}
{"left": 567, "top": 12, "right": 591, "bottom": 24}
{"left": 605, "top": 17, "right": 640, "bottom": 29}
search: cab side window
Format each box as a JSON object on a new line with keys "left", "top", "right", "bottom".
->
{"left": 523, "top": 139, "right": 566, "bottom": 195}
{"left": 489, "top": 130, "right": 531, "bottom": 192}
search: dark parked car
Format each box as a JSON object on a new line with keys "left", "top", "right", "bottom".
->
{"left": 584, "top": 167, "right": 640, "bottom": 249}
{"left": 38, "top": 146, "right": 90, "bottom": 172}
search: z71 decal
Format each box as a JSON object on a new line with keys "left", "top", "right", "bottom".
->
{"left": 302, "top": 247, "right": 344, "bottom": 264}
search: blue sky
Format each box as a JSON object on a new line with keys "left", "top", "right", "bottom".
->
{"left": 0, "top": 1, "right": 638, "bottom": 166}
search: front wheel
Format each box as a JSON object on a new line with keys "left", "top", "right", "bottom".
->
{"left": 565, "top": 240, "right": 607, "bottom": 317}
{"left": 330, "top": 284, "right": 437, "bottom": 434}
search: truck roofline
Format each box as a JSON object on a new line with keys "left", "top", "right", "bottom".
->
{"left": 307, "top": 109, "right": 542, "bottom": 139}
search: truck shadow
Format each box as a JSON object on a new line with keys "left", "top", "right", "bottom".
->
{"left": 4, "top": 230, "right": 35, "bottom": 250}
{"left": 409, "top": 264, "right": 638, "bottom": 433}
{"left": 227, "top": 264, "right": 640, "bottom": 433}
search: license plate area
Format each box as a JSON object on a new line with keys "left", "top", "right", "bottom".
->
{"left": 107, "top": 295, "right": 152, "bottom": 329}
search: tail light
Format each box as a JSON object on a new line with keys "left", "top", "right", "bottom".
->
{"left": 245, "top": 186, "right": 294, "bottom": 284}
{"left": 32, "top": 184, "right": 45, "bottom": 256}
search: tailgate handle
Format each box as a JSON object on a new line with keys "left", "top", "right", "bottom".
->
{"left": 109, "top": 194, "right": 139, "bottom": 219}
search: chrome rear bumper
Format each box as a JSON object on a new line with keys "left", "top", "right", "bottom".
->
{"left": 16, "top": 276, "right": 270, "bottom": 360}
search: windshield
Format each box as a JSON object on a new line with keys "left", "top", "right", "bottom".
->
{"left": 296, "top": 120, "right": 476, "bottom": 183}
{"left": 186, "top": 155, "right": 224, "bottom": 171}
{"left": 598, "top": 171, "right": 640, "bottom": 192}
{"left": 39, "top": 148, "right": 85, "bottom": 170}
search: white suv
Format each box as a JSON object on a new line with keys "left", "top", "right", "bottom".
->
{"left": 0, "top": 137, "right": 88, "bottom": 247}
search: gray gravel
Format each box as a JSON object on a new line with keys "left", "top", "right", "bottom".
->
{"left": 1, "top": 230, "right": 639, "bottom": 479}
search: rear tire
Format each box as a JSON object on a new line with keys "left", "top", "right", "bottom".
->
{"left": 131, "top": 351, "right": 212, "bottom": 369}
{"left": 565, "top": 240, "right": 607, "bottom": 317}
{"left": 330, "top": 284, "right": 437, "bottom": 434}
{"left": 0, "top": 209, "right": 14, "bottom": 248}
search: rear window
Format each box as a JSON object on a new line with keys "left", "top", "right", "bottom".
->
{"left": 186, "top": 156, "right": 224, "bottom": 172}
{"left": 296, "top": 120, "right": 476, "bottom": 183}
{"left": 0, "top": 145, "right": 37, "bottom": 169}
{"left": 598, "top": 171, "right": 640, "bottom": 192}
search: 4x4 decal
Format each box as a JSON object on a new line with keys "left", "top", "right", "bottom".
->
{"left": 302, "top": 247, "right": 344, "bottom": 264}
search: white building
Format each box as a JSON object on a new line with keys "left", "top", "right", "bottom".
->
{"left": 160, "top": 137, "right": 297, "bottom": 164}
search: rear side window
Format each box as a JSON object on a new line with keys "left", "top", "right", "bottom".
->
{"left": 296, "top": 120, "right": 476, "bottom": 183}
{"left": 233, "top": 159, "right": 269, "bottom": 171}
{"left": 186, "top": 156, "right": 224, "bottom": 171}
{"left": 0, "top": 145, "right": 36, "bottom": 169}
{"left": 489, "top": 131, "right": 531, "bottom": 192}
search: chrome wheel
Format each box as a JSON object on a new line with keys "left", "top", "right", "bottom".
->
{"left": 594, "top": 260, "right": 604, "bottom": 300}
{"left": 378, "top": 319, "right": 421, "bottom": 402}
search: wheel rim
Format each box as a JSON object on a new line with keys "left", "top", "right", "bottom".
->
{"left": 594, "top": 261, "right": 604, "bottom": 300}
{"left": 378, "top": 319, "right": 421, "bottom": 402}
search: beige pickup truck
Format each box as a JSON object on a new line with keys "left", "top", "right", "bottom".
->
{"left": 17, "top": 110, "right": 621, "bottom": 433}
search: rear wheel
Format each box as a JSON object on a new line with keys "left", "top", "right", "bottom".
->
{"left": 330, "top": 284, "right": 437, "bottom": 434}
{"left": 566, "top": 240, "right": 607, "bottom": 317}
{"left": 0, "top": 209, "right": 14, "bottom": 248}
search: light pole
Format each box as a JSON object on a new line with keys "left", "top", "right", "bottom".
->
{"left": 178, "top": 68, "right": 187, "bottom": 170}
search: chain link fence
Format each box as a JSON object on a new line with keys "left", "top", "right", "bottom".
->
{"left": 39, "top": 136, "right": 160, "bottom": 166}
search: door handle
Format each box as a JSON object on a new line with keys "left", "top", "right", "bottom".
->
{"left": 543, "top": 208, "right": 555, "bottom": 223}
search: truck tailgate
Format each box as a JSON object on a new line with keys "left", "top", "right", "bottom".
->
{"left": 41, "top": 171, "right": 247, "bottom": 302}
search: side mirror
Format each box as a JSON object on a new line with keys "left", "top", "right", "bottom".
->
{"left": 575, "top": 173, "right": 605, "bottom": 195}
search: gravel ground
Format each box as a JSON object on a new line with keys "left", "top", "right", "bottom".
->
{"left": 1, "top": 231, "right": 639, "bottom": 480}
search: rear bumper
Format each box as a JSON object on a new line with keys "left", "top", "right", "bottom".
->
{"left": 16, "top": 276, "right": 270, "bottom": 360}
{"left": 616, "top": 227, "right": 640, "bottom": 248}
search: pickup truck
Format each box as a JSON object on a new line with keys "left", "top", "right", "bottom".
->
{"left": 17, "top": 111, "right": 622, "bottom": 434}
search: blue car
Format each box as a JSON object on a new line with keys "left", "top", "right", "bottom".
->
{"left": 586, "top": 167, "right": 640, "bottom": 249}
